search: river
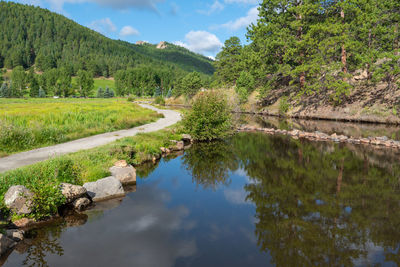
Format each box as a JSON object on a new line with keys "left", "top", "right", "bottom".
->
{"left": 2, "top": 126, "right": 400, "bottom": 266}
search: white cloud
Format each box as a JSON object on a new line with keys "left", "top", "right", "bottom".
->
{"left": 120, "top": 25, "right": 140, "bottom": 36}
{"left": 224, "top": 188, "right": 250, "bottom": 205}
{"left": 219, "top": 6, "right": 258, "bottom": 31}
{"left": 41, "top": 0, "right": 164, "bottom": 13}
{"left": 198, "top": 0, "right": 224, "bottom": 15}
{"left": 88, "top": 18, "right": 117, "bottom": 34}
{"left": 174, "top": 30, "right": 223, "bottom": 56}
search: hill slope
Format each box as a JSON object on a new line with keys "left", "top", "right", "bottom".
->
{"left": 0, "top": 2, "right": 214, "bottom": 76}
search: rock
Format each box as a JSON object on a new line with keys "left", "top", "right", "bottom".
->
{"left": 6, "top": 230, "right": 24, "bottom": 242}
{"left": 114, "top": 160, "right": 128, "bottom": 167}
{"left": 160, "top": 147, "right": 167, "bottom": 153}
{"left": 60, "top": 183, "right": 87, "bottom": 203}
{"left": 13, "top": 218, "right": 35, "bottom": 228}
{"left": 181, "top": 134, "right": 192, "bottom": 144}
{"left": 4, "top": 186, "right": 34, "bottom": 215}
{"left": 377, "top": 136, "right": 389, "bottom": 141}
{"left": 0, "top": 234, "right": 16, "bottom": 256}
{"left": 72, "top": 198, "right": 91, "bottom": 211}
{"left": 156, "top": 41, "right": 168, "bottom": 49}
{"left": 83, "top": 177, "right": 125, "bottom": 202}
{"left": 170, "top": 141, "right": 184, "bottom": 151}
{"left": 109, "top": 165, "right": 136, "bottom": 185}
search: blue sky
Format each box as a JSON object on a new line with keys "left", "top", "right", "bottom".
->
{"left": 11, "top": 0, "right": 261, "bottom": 58}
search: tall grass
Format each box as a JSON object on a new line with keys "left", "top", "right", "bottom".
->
{"left": 0, "top": 98, "right": 162, "bottom": 156}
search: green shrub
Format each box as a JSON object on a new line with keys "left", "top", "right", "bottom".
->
{"left": 235, "top": 71, "right": 255, "bottom": 103}
{"left": 279, "top": 96, "right": 290, "bottom": 114}
{"left": 154, "top": 96, "right": 165, "bottom": 106}
{"left": 183, "top": 90, "right": 232, "bottom": 141}
{"left": 127, "top": 95, "right": 135, "bottom": 102}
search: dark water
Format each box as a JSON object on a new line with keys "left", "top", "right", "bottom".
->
{"left": 3, "top": 132, "right": 400, "bottom": 267}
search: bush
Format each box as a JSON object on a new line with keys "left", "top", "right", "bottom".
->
{"left": 127, "top": 95, "right": 135, "bottom": 102}
{"left": 235, "top": 71, "right": 255, "bottom": 103}
{"left": 279, "top": 96, "right": 290, "bottom": 114}
{"left": 154, "top": 96, "right": 165, "bottom": 106}
{"left": 183, "top": 90, "right": 231, "bottom": 141}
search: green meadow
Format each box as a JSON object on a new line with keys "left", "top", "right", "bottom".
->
{"left": 0, "top": 98, "right": 162, "bottom": 156}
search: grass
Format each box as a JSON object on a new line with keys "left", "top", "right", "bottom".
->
{"left": 0, "top": 98, "right": 163, "bottom": 156}
{"left": 71, "top": 77, "right": 115, "bottom": 91}
{"left": 0, "top": 125, "right": 183, "bottom": 219}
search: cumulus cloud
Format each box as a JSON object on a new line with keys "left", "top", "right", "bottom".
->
{"left": 198, "top": 0, "right": 224, "bottom": 15}
{"left": 219, "top": 6, "right": 258, "bottom": 31}
{"left": 120, "top": 25, "right": 140, "bottom": 36}
{"left": 88, "top": 18, "right": 117, "bottom": 34}
{"left": 174, "top": 30, "right": 223, "bottom": 56}
{"left": 41, "top": 0, "right": 164, "bottom": 13}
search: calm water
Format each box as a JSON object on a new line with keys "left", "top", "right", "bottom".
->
{"left": 3, "top": 132, "right": 400, "bottom": 267}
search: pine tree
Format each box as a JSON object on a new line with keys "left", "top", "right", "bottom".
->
{"left": 214, "top": 37, "right": 243, "bottom": 85}
{"left": 97, "top": 87, "right": 104, "bottom": 98}
{"left": 77, "top": 70, "right": 94, "bottom": 97}
{"left": 11, "top": 66, "right": 27, "bottom": 97}
{"left": 38, "top": 87, "right": 46, "bottom": 98}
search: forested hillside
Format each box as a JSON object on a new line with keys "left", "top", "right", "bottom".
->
{"left": 0, "top": 1, "right": 214, "bottom": 76}
{"left": 215, "top": 0, "right": 400, "bottom": 111}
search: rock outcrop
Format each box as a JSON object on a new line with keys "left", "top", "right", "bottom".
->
{"left": 4, "top": 186, "right": 33, "bottom": 215}
{"left": 157, "top": 41, "right": 167, "bottom": 49}
{"left": 83, "top": 177, "right": 125, "bottom": 202}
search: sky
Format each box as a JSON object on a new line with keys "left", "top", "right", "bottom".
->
{"left": 11, "top": 0, "right": 261, "bottom": 58}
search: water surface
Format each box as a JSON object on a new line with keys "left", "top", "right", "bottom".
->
{"left": 3, "top": 132, "right": 400, "bottom": 266}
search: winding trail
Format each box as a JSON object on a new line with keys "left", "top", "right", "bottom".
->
{"left": 0, "top": 104, "right": 181, "bottom": 173}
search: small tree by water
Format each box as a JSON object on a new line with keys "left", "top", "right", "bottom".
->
{"left": 183, "top": 90, "right": 231, "bottom": 141}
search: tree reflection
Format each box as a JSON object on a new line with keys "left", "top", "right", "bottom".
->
{"left": 21, "top": 224, "right": 65, "bottom": 267}
{"left": 182, "top": 141, "right": 238, "bottom": 190}
{"left": 233, "top": 133, "right": 400, "bottom": 266}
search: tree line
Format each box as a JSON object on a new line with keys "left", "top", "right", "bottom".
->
{"left": 0, "top": 67, "right": 98, "bottom": 98}
{"left": 215, "top": 0, "right": 400, "bottom": 103}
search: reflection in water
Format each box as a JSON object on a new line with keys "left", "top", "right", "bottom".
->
{"left": 4, "top": 132, "right": 400, "bottom": 266}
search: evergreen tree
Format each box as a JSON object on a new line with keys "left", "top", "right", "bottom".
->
{"left": 77, "top": 70, "right": 94, "bottom": 97}
{"left": 29, "top": 76, "right": 40, "bottom": 97}
{"left": 38, "top": 87, "right": 46, "bottom": 98}
{"left": 11, "top": 66, "right": 27, "bottom": 97}
{"left": 58, "top": 67, "right": 72, "bottom": 97}
{"left": 97, "top": 87, "right": 104, "bottom": 98}
{"left": 214, "top": 37, "right": 243, "bottom": 85}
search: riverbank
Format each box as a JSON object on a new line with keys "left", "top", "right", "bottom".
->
{"left": 0, "top": 125, "right": 192, "bottom": 256}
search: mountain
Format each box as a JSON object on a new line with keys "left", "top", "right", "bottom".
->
{"left": 0, "top": 1, "right": 214, "bottom": 76}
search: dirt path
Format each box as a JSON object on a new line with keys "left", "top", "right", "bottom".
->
{"left": 0, "top": 104, "right": 181, "bottom": 173}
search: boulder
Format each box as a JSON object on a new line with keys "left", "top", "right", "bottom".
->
{"left": 114, "top": 160, "right": 128, "bottom": 167}
{"left": 170, "top": 141, "right": 184, "bottom": 151}
{"left": 4, "top": 186, "right": 33, "bottom": 215}
{"left": 6, "top": 230, "right": 24, "bottom": 242}
{"left": 181, "top": 134, "right": 192, "bottom": 144}
{"left": 13, "top": 218, "right": 35, "bottom": 228}
{"left": 0, "top": 234, "right": 16, "bottom": 256}
{"left": 83, "top": 177, "right": 125, "bottom": 202}
{"left": 72, "top": 197, "right": 91, "bottom": 211}
{"left": 60, "top": 183, "right": 87, "bottom": 203}
{"left": 109, "top": 165, "right": 136, "bottom": 185}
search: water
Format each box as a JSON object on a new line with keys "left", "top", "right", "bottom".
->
{"left": 237, "top": 114, "right": 400, "bottom": 140}
{"left": 3, "top": 132, "right": 400, "bottom": 267}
